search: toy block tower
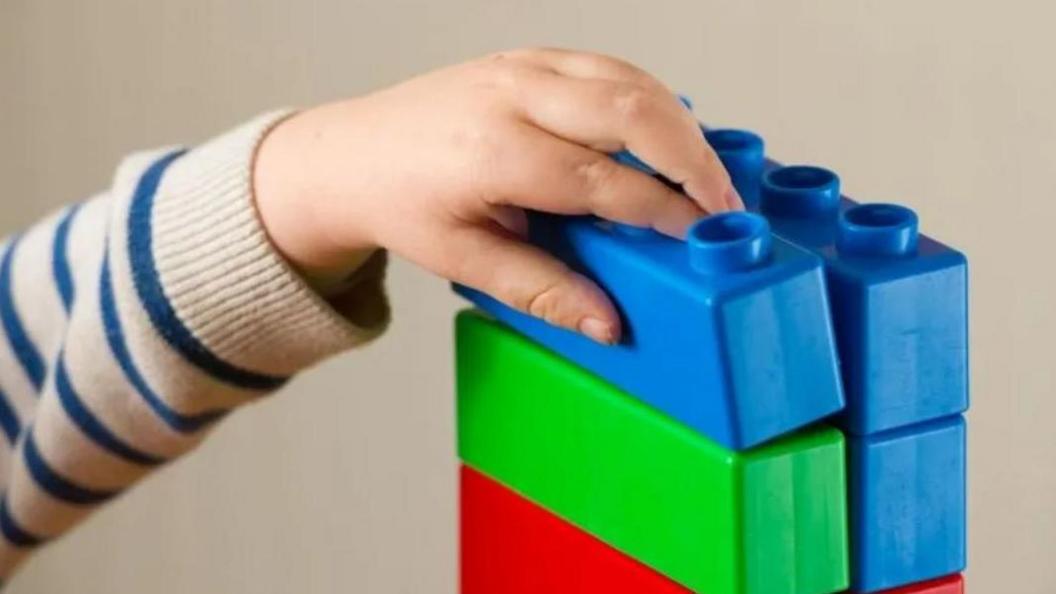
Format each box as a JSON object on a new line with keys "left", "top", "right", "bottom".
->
{"left": 706, "top": 128, "right": 969, "bottom": 593}
{"left": 452, "top": 116, "right": 968, "bottom": 593}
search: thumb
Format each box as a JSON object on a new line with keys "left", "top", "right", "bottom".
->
{"left": 445, "top": 226, "right": 620, "bottom": 344}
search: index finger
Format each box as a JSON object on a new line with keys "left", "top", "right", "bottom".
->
{"left": 511, "top": 68, "right": 743, "bottom": 213}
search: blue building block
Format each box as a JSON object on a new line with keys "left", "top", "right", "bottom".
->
{"left": 703, "top": 129, "right": 969, "bottom": 436}
{"left": 702, "top": 129, "right": 766, "bottom": 210}
{"left": 455, "top": 210, "right": 844, "bottom": 450}
{"left": 846, "top": 415, "right": 967, "bottom": 592}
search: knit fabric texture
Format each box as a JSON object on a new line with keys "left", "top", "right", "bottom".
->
{"left": 0, "top": 111, "right": 390, "bottom": 582}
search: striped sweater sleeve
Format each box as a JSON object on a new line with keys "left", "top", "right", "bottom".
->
{"left": 0, "top": 111, "right": 390, "bottom": 582}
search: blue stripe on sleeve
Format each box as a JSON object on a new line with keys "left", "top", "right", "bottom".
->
{"left": 0, "top": 237, "right": 46, "bottom": 392}
{"left": 100, "top": 255, "right": 228, "bottom": 433}
{"left": 0, "top": 496, "right": 43, "bottom": 548}
{"left": 22, "top": 429, "right": 119, "bottom": 505}
{"left": 0, "top": 388, "right": 19, "bottom": 446}
{"left": 51, "top": 204, "right": 82, "bottom": 313}
{"left": 55, "top": 354, "right": 165, "bottom": 466}
{"left": 126, "top": 150, "right": 289, "bottom": 391}
{"left": 51, "top": 204, "right": 167, "bottom": 463}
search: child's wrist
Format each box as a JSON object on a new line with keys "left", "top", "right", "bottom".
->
{"left": 295, "top": 247, "right": 380, "bottom": 298}
{"left": 253, "top": 106, "right": 378, "bottom": 299}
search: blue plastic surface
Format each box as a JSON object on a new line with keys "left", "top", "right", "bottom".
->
{"left": 846, "top": 415, "right": 967, "bottom": 592}
{"left": 454, "top": 210, "right": 844, "bottom": 450}
{"left": 704, "top": 129, "right": 765, "bottom": 210}
{"left": 704, "top": 128, "right": 969, "bottom": 435}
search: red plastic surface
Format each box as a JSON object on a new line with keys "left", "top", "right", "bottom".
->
{"left": 460, "top": 465, "right": 690, "bottom": 594}
{"left": 874, "top": 574, "right": 964, "bottom": 593}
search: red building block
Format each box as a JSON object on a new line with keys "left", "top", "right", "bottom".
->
{"left": 876, "top": 574, "right": 964, "bottom": 593}
{"left": 460, "top": 465, "right": 690, "bottom": 594}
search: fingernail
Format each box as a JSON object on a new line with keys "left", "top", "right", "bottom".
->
{"left": 724, "top": 188, "right": 745, "bottom": 211}
{"left": 579, "top": 317, "right": 616, "bottom": 345}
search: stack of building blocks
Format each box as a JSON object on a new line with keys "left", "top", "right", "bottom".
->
{"left": 706, "top": 128, "right": 968, "bottom": 592}
{"left": 453, "top": 115, "right": 968, "bottom": 593}
{"left": 456, "top": 309, "right": 848, "bottom": 593}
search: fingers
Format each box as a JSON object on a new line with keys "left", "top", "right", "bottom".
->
{"left": 490, "top": 128, "right": 706, "bottom": 238}
{"left": 444, "top": 224, "right": 621, "bottom": 344}
{"left": 510, "top": 68, "right": 741, "bottom": 213}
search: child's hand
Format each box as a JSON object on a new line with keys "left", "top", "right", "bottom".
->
{"left": 254, "top": 48, "right": 741, "bottom": 344}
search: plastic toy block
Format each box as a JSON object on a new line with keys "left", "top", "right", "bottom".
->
{"left": 463, "top": 462, "right": 963, "bottom": 594}
{"left": 703, "top": 128, "right": 969, "bottom": 436}
{"left": 870, "top": 575, "right": 964, "bottom": 594}
{"left": 454, "top": 208, "right": 844, "bottom": 450}
{"left": 460, "top": 465, "right": 691, "bottom": 594}
{"left": 456, "top": 309, "right": 849, "bottom": 594}
{"left": 703, "top": 129, "right": 766, "bottom": 210}
{"left": 463, "top": 463, "right": 963, "bottom": 594}
{"left": 847, "top": 416, "right": 966, "bottom": 592}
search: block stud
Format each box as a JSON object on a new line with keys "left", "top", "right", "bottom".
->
{"left": 761, "top": 165, "right": 841, "bottom": 218}
{"left": 704, "top": 129, "right": 766, "bottom": 209}
{"left": 836, "top": 203, "right": 919, "bottom": 257}
{"left": 688, "top": 212, "right": 771, "bottom": 274}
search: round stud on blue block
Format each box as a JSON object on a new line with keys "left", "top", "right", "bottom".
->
{"left": 837, "top": 203, "right": 919, "bottom": 258}
{"left": 704, "top": 129, "right": 766, "bottom": 209}
{"left": 704, "top": 128, "right": 764, "bottom": 156}
{"left": 688, "top": 212, "right": 772, "bottom": 274}
{"left": 761, "top": 165, "right": 841, "bottom": 218}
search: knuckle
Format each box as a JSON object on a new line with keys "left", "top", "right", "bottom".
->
{"left": 574, "top": 156, "right": 620, "bottom": 198}
{"left": 611, "top": 84, "right": 658, "bottom": 121}
{"left": 482, "top": 61, "right": 532, "bottom": 94}
{"left": 523, "top": 276, "right": 567, "bottom": 324}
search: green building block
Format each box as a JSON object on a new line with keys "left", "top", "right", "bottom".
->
{"left": 456, "top": 309, "right": 849, "bottom": 594}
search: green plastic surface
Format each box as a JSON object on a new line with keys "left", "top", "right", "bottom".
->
{"left": 456, "top": 309, "right": 849, "bottom": 594}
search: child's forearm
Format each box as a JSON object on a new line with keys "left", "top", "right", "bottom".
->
{"left": 0, "top": 112, "right": 389, "bottom": 580}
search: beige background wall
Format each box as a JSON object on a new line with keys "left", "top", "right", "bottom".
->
{"left": 1, "top": 0, "right": 1052, "bottom": 592}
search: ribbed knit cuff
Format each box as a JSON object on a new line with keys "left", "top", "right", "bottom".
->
{"left": 146, "top": 111, "right": 390, "bottom": 377}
